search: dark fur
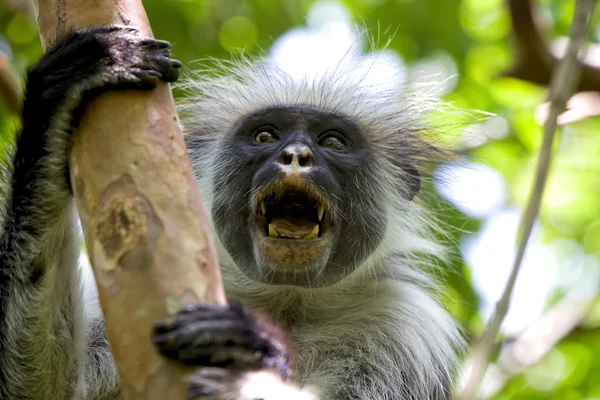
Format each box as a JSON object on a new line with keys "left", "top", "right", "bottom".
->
{"left": 211, "top": 106, "right": 390, "bottom": 287}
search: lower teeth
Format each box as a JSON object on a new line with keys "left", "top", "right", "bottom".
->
{"left": 267, "top": 223, "right": 319, "bottom": 240}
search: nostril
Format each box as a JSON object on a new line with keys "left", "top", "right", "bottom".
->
{"left": 279, "top": 151, "right": 294, "bottom": 165}
{"left": 298, "top": 152, "right": 313, "bottom": 167}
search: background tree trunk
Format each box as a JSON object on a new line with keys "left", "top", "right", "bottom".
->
{"left": 34, "top": 0, "right": 227, "bottom": 399}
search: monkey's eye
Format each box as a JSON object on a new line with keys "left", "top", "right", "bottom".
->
{"left": 254, "top": 129, "right": 278, "bottom": 144}
{"left": 320, "top": 134, "right": 346, "bottom": 151}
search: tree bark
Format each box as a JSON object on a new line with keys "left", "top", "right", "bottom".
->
{"left": 34, "top": 1, "right": 227, "bottom": 399}
{"left": 0, "top": 51, "right": 21, "bottom": 115}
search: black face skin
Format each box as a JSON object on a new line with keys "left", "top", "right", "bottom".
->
{"left": 211, "top": 106, "right": 390, "bottom": 287}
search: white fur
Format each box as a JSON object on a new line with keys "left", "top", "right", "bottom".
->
{"left": 238, "top": 371, "right": 317, "bottom": 400}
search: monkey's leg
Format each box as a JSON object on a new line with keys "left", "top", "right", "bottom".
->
{"left": 0, "top": 26, "right": 180, "bottom": 400}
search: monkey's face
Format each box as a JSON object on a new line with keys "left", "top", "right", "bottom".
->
{"left": 211, "top": 106, "right": 391, "bottom": 287}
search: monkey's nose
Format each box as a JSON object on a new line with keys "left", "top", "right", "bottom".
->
{"left": 278, "top": 144, "right": 314, "bottom": 168}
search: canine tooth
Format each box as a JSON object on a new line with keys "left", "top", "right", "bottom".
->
{"left": 304, "top": 225, "right": 319, "bottom": 240}
{"left": 317, "top": 203, "right": 325, "bottom": 221}
{"left": 261, "top": 201, "right": 267, "bottom": 216}
{"left": 268, "top": 224, "right": 280, "bottom": 238}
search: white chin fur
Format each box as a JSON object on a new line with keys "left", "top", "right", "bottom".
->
{"left": 239, "top": 371, "right": 317, "bottom": 400}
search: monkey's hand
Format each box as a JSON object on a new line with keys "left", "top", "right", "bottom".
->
{"left": 152, "top": 303, "right": 317, "bottom": 400}
{"left": 28, "top": 25, "right": 180, "bottom": 129}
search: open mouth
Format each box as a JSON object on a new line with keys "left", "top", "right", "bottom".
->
{"left": 257, "top": 187, "right": 330, "bottom": 240}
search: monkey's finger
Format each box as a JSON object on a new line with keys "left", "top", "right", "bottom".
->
{"left": 140, "top": 38, "right": 172, "bottom": 50}
{"left": 164, "top": 343, "right": 265, "bottom": 368}
{"left": 128, "top": 68, "right": 162, "bottom": 89}
{"left": 153, "top": 304, "right": 246, "bottom": 335}
{"left": 149, "top": 55, "right": 181, "bottom": 82}
{"left": 152, "top": 329, "right": 262, "bottom": 352}
{"left": 153, "top": 317, "right": 245, "bottom": 341}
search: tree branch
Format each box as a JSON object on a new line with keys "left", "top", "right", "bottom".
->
{"left": 460, "top": 1, "right": 597, "bottom": 398}
{"left": 0, "top": 51, "right": 21, "bottom": 115}
{"left": 34, "top": 0, "right": 227, "bottom": 398}
{"left": 0, "top": 0, "right": 36, "bottom": 19}
{"left": 504, "top": 0, "right": 600, "bottom": 92}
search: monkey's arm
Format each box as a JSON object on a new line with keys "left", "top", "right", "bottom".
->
{"left": 0, "top": 26, "right": 180, "bottom": 400}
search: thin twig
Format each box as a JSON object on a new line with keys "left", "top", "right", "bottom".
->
{"left": 459, "top": 1, "right": 597, "bottom": 398}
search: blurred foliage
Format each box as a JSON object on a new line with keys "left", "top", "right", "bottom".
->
{"left": 1, "top": 0, "right": 600, "bottom": 398}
